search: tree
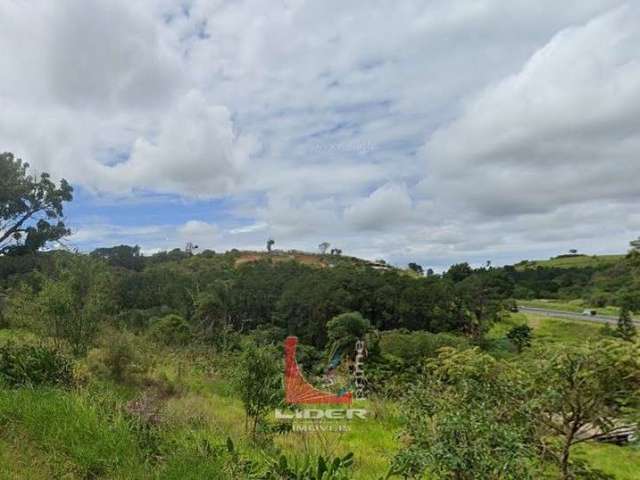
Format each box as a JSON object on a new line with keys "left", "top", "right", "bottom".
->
{"left": 318, "top": 242, "right": 330, "bottom": 255}
{"left": 326, "top": 312, "right": 370, "bottom": 356}
{"left": 330, "top": 248, "right": 342, "bottom": 256}
{"left": 506, "top": 324, "right": 532, "bottom": 352}
{"left": 394, "top": 347, "right": 539, "bottom": 479}
{"left": 90, "top": 245, "right": 144, "bottom": 271}
{"left": 454, "top": 270, "right": 514, "bottom": 338}
{"left": 531, "top": 341, "right": 640, "bottom": 479}
{"left": 36, "top": 256, "right": 115, "bottom": 354}
{"left": 0, "top": 152, "right": 73, "bottom": 255}
{"left": 235, "top": 343, "right": 282, "bottom": 438}
{"left": 616, "top": 305, "right": 637, "bottom": 341}
{"left": 426, "top": 268, "right": 434, "bottom": 277}
{"left": 444, "top": 262, "right": 473, "bottom": 283}
{"left": 569, "top": 249, "right": 578, "bottom": 254}
{"left": 266, "top": 238, "right": 275, "bottom": 252}
{"left": 407, "top": 262, "right": 423, "bottom": 275}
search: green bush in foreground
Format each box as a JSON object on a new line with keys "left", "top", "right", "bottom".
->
{"left": 87, "top": 329, "right": 150, "bottom": 384}
{"left": 396, "top": 347, "right": 539, "bottom": 480}
{"left": 0, "top": 342, "right": 73, "bottom": 388}
{"left": 234, "top": 342, "right": 282, "bottom": 437}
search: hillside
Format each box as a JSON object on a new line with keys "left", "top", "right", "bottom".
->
{"left": 231, "top": 250, "right": 392, "bottom": 270}
{"left": 514, "top": 254, "right": 625, "bottom": 271}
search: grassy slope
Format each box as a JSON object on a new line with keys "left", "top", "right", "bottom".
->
{"left": 518, "top": 298, "right": 630, "bottom": 317}
{"left": 515, "top": 254, "right": 624, "bottom": 270}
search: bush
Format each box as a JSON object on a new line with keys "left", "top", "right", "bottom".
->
{"left": 0, "top": 342, "right": 73, "bottom": 388}
{"left": 264, "top": 452, "right": 354, "bottom": 479}
{"left": 87, "top": 329, "right": 150, "bottom": 384}
{"left": 379, "top": 330, "right": 469, "bottom": 363}
{"left": 115, "top": 308, "right": 171, "bottom": 331}
{"left": 234, "top": 343, "right": 282, "bottom": 437}
{"left": 506, "top": 324, "right": 533, "bottom": 352}
{"left": 148, "top": 314, "right": 191, "bottom": 346}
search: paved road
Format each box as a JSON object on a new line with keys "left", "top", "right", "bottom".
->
{"left": 519, "top": 306, "right": 640, "bottom": 326}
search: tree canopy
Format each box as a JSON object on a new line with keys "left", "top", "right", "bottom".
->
{"left": 0, "top": 152, "right": 73, "bottom": 255}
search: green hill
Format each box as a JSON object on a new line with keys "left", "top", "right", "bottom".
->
{"left": 514, "top": 254, "right": 624, "bottom": 271}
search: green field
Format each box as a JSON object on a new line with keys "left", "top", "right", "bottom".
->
{"left": 515, "top": 254, "right": 624, "bottom": 270}
{"left": 517, "top": 298, "right": 632, "bottom": 318}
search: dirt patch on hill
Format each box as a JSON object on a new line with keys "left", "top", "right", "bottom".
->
{"left": 234, "top": 252, "right": 328, "bottom": 268}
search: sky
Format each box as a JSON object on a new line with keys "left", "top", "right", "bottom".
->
{"left": 1, "top": 0, "right": 639, "bottom": 270}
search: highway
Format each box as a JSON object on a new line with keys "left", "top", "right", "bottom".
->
{"left": 518, "top": 306, "right": 640, "bottom": 326}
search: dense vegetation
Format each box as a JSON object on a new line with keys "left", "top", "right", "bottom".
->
{"left": 506, "top": 252, "right": 640, "bottom": 309}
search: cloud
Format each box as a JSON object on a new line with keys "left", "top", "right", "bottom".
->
{"left": 344, "top": 183, "right": 413, "bottom": 230}
{"left": 0, "top": 0, "right": 251, "bottom": 198}
{"left": 2, "top": 0, "right": 639, "bottom": 269}
{"left": 422, "top": 4, "right": 640, "bottom": 216}
{"left": 100, "top": 90, "right": 255, "bottom": 196}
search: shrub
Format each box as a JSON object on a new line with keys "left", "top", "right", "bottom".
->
{"left": 87, "top": 329, "right": 150, "bottom": 384}
{"left": 506, "top": 324, "right": 533, "bottom": 352}
{"left": 148, "top": 314, "right": 191, "bottom": 346}
{"left": 234, "top": 343, "right": 282, "bottom": 437}
{"left": 615, "top": 306, "right": 637, "bottom": 342}
{"left": 116, "top": 307, "right": 182, "bottom": 332}
{"left": 0, "top": 342, "right": 73, "bottom": 388}
{"left": 379, "top": 330, "right": 469, "bottom": 363}
{"left": 264, "top": 452, "right": 354, "bottom": 479}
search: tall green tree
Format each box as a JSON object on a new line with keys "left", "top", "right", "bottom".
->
{"left": 0, "top": 152, "right": 73, "bottom": 255}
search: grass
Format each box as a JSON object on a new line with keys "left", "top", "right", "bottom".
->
{"left": 518, "top": 298, "right": 630, "bottom": 317}
{"left": 515, "top": 254, "right": 624, "bottom": 270}
{"left": 0, "top": 388, "right": 147, "bottom": 479}
{"left": 489, "top": 311, "right": 607, "bottom": 348}
{"left": 575, "top": 442, "right": 640, "bottom": 480}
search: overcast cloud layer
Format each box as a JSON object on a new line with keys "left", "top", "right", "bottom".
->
{"left": 1, "top": 0, "right": 638, "bottom": 269}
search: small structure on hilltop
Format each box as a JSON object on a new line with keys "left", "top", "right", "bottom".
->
{"left": 630, "top": 237, "right": 640, "bottom": 252}
{"left": 185, "top": 242, "right": 198, "bottom": 255}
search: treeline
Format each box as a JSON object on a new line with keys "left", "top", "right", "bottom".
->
{"left": 0, "top": 246, "right": 514, "bottom": 349}
{"left": 504, "top": 251, "right": 640, "bottom": 308}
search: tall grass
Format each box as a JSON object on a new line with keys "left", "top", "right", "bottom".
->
{"left": 0, "top": 388, "right": 146, "bottom": 478}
